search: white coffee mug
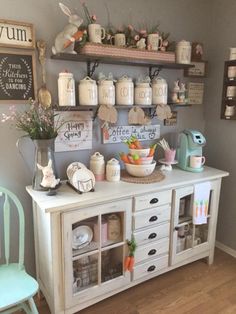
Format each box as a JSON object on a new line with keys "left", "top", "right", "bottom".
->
{"left": 111, "top": 33, "right": 126, "bottom": 47}
{"left": 178, "top": 224, "right": 189, "bottom": 237}
{"left": 177, "top": 236, "right": 186, "bottom": 253}
{"left": 88, "top": 24, "right": 106, "bottom": 43}
{"left": 228, "top": 66, "right": 236, "bottom": 78}
{"left": 190, "top": 155, "right": 206, "bottom": 169}
{"left": 147, "top": 33, "right": 162, "bottom": 51}
{"left": 225, "top": 105, "right": 235, "bottom": 117}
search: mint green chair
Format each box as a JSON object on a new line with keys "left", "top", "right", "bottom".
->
{"left": 0, "top": 187, "right": 39, "bottom": 314}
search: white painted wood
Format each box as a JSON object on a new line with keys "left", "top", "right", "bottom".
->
{"left": 215, "top": 241, "right": 236, "bottom": 258}
{"left": 134, "top": 237, "right": 169, "bottom": 264}
{"left": 133, "top": 222, "right": 170, "bottom": 245}
{"left": 134, "top": 189, "right": 172, "bottom": 211}
{"left": 133, "top": 205, "right": 171, "bottom": 230}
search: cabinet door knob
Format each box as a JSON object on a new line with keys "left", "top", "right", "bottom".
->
{"left": 150, "top": 198, "right": 159, "bottom": 204}
{"left": 148, "top": 232, "right": 157, "bottom": 239}
{"left": 147, "top": 265, "right": 156, "bottom": 272}
{"left": 149, "top": 215, "right": 158, "bottom": 222}
{"left": 175, "top": 226, "right": 179, "bottom": 231}
{"left": 148, "top": 249, "right": 157, "bottom": 256}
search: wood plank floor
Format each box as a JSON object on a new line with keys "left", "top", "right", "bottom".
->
{"left": 32, "top": 249, "right": 236, "bottom": 314}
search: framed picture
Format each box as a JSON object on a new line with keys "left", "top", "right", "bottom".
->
{"left": 0, "top": 49, "right": 37, "bottom": 103}
{"left": 184, "top": 61, "right": 207, "bottom": 78}
{"left": 0, "top": 19, "right": 35, "bottom": 49}
{"left": 188, "top": 82, "right": 204, "bottom": 105}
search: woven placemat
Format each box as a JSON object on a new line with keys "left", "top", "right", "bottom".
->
{"left": 121, "top": 169, "right": 165, "bottom": 184}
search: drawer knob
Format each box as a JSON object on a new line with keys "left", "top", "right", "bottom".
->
{"left": 148, "top": 233, "right": 157, "bottom": 239}
{"left": 147, "top": 265, "right": 156, "bottom": 272}
{"left": 148, "top": 249, "right": 157, "bottom": 256}
{"left": 149, "top": 215, "right": 158, "bottom": 222}
{"left": 150, "top": 198, "right": 159, "bottom": 204}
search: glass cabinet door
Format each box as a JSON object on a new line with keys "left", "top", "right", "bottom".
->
{"left": 170, "top": 184, "right": 212, "bottom": 265}
{"left": 62, "top": 199, "right": 132, "bottom": 309}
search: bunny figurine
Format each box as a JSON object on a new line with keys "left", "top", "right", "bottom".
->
{"left": 37, "top": 159, "right": 60, "bottom": 189}
{"left": 52, "top": 3, "right": 83, "bottom": 54}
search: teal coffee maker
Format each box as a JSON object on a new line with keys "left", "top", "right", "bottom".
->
{"left": 177, "top": 129, "right": 206, "bottom": 172}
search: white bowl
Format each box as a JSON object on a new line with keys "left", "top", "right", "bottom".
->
{"left": 128, "top": 155, "right": 153, "bottom": 165}
{"left": 125, "top": 161, "right": 156, "bottom": 177}
{"left": 129, "top": 147, "right": 150, "bottom": 157}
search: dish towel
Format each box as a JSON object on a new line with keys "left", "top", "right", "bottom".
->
{"left": 193, "top": 182, "right": 211, "bottom": 225}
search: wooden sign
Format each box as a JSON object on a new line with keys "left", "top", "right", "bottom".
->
{"left": 102, "top": 124, "right": 160, "bottom": 144}
{"left": 0, "top": 19, "right": 35, "bottom": 49}
{"left": 184, "top": 61, "right": 207, "bottom": 77}
{"left": 164, "top": 111, "right": 177, "bottom": 126}
{"left": 188, "top": 82, "right": 204, "bottom": 105}
{"left": 55, "top": 111, "right": 93, "bottom": 152}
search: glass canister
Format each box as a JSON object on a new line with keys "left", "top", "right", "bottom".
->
{"left": 79, "top": 76, "right": 98, "bottom": 106}
{"left": 176, "top": 40, "right": 192, "bottom": 64}
{"left": 152, "top": 77, "right": 168, "bottom": 105}
{"left": 106, "top": 158, "right": 120, "bottom": 182}
{"left": 107, "top": 214, "right": 121, "bottom": 241}
{"left": 90, "top": 152, "right": 105, "bottom": 181}
{"left": 116, "top": 75, "right": 134, "bottom": 105}
{"left": 134, "top": 81, "right": 152, "bottom": 105}
{"left": 58, "top": 71, "right": 76, "bottom": 106}
{"left": 98, "top": 79, "right": 115, "bottom": 106}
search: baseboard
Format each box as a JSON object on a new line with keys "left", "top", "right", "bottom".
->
{"left": 215, "top": 241, "right": 236, "bottom": 258}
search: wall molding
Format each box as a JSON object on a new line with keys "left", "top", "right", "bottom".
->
{"left": 216, "top": 241, "right": 236, "bottom": 258}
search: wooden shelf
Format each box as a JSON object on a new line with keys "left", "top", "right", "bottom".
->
{"left": 51, "top": 52, "right": 194, "bottom": 70}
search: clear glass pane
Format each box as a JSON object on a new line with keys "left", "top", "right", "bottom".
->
{"left": 176, "top": 222, "right": 193, "bottom": 253}
{"left": 72, "top": 216, "right": 99, "bottom": 257}
{"left": 73, "top": 254, "right": 98, "bottom": 294}
{"left": 178, "top": 194, "right": 193, "bottom": 224}
{"left": 194, "top": 219, "right": 209, "bottom": 246}
{"left": 101, "top": 212, "right": 124, "bottom": 248}
{"left": 101, "top": 246, "right": 123, "bottom": 283}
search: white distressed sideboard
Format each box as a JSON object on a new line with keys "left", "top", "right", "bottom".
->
{"left": 26, "top": 166, "right": 228, "bottom": 314}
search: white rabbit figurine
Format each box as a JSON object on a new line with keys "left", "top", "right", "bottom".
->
{"left": 37, "top": 159, "right": 60, "bottom": 189}
{"left": 52, "top": 3, "right": 83, "bottom": 54}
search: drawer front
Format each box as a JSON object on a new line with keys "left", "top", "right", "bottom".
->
{"left": 133, "top": 223, "right": 170, "bottom": 245}
{"left": 133, "top": 205, "right": 171, "bottom": 230}
{"left": 134, "top": 190, "right": 172, "bottom": 211}
{"left": 133, "top": 255, "right": 169, "bottom": 281}
{"left": 135, "top": 238, "right": 169, "bottom": 264}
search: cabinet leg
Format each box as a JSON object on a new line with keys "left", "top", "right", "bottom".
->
{"left": 207, "top": 248, "right": 215, "bottom": 265}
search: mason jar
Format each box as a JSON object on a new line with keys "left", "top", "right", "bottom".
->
{"left": 152, "top": 77, "right": 168, "bottom": 105}
{"left": 116, "top": 75, "right": 134, "bottom": 105}
{"left": 176, "top": 40, "right": 192, "bottom": 64}
{"left": 58, "top": 71, "right": 76, "bottom": 106}
{"left": 79, "top": 76, "right": 98, "bottom": 106}
{"left": 98, "top": 79, "right": 115, "bottom": 106}
{"left": 134, "top": 82, "right": 152, "bottom": 105}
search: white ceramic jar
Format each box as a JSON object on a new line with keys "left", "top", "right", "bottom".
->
{"left": 106, "top": 158, "right": 120, "bottom": 182}
{"left": 98, "top": 79, "right": 115, "bottom": 106}
{"left": 176, "top": 40, "right": 192, "bottom": 64}
{"left": 90, "top": 152, "right": 105, "bottom": 181}
{"left": 116, "top": 76, "right": 134, "bottom": 105}
{"left": 58, "top": 71, "right": 76, "bottom": 106}
{"left": 134, "top": 82, "right": 152, "bottom": 105}
{"left": 152, "top": 77, "right": 168, "bottom": 105}
{"left": 226, "top": 86, "right": 236, "bottom": 98}
{"left": 228, "top": 66, "right": 236, "bottom": 78}
{"left": 229, "top": 47, "right": 236, "bottom": 60}
{"left": 79, "top": 76, "right": 98, "bottom": 106}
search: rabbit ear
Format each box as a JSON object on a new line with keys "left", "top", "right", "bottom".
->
{"left": 59, "top": 3, "right": 72, "bottom": 16}
{"left": 37, "top": 163, "right": 44, "bottom": 170}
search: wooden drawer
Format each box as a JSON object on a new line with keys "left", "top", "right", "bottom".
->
{"left": 135, "top": 237, "right": 169, "bottom": 264}
{"left": 133, "top": 255, "right": 169, "bottom": 281}
{"left": 133, "top": 205, "right": 171, "bottom": 230}
{"left": 134, "top": 190, "right": 172, "bottom": 211}
{"left": 133, "top": 222, "right": 170, "bottom": 245}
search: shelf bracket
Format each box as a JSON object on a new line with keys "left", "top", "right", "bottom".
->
{"left": 149, "top": 66, "right": 162, "bottom": 80}
{"left": 87, "top": 60, "right": 100, "bottom": 77}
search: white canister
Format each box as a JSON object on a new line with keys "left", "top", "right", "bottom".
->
{"left": 116, "top": 76, "right": 134, "bottom": 105}
{"left": 134, "top": 82, "right": 152, "bottom": 105}
{"left": 152, "top": 77, "right": 168, "bottom": 105}
{"left": 79, "top": 76, "right": 98, "bottom": 106}
{"left": 176, "top": 40, "right": 192, "bottom": 64}
{"left": 228, "top": 66, "right": 236, "bottom": 78}
{"left": 106, "top": 158, "right": 120, "bottom": 182}
{"left": 229, "top": 47, "right": 236, "bottom": 60}
{"left": 90, "top": 152, "right": 105, "bottom": 181}
{"left": 58, "top": 71, "right": 76, "bottom": 106}
{"left": 226, "top": 86, "right": 236, "bottom": 97}
{"left": 98, "top": 79, "right": 115, "bottom": 106}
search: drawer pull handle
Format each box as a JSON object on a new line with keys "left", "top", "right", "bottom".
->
{"left": 150, "top": 198, "right": 159, "bottom": 204}
{"left": 148, "top": 233, "right": 157, "bottom": 239}
{"left": 147, "top": 265, "right": 156, "bottom": 272}
{"left": 149, "top": 216, "right": 158, "bottom": 222}
{"left": 148, "top": 249, "right": 157, "bottom": 256}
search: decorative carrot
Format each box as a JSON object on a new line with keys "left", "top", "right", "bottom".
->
{"left": 124, "top": 237, "right": 137, "bottom": 272}
{"left": 63, "top": 30, "right": 85, "bottom": 49}
{"left": 128, "top": 256, "right": 135, "bottom": 272}
{"left": 124, "top": 256, "right": 131, "bottom": 271}
{"left": 148, "top": 144, "right": 157, "bottom": 157}
{"left": 119, "top": 152, "right": 130, "bottom": 164}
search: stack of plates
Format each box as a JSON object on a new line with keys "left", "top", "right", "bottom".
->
{"left": 72, "top": 225, "right": 93, "bottom": 250}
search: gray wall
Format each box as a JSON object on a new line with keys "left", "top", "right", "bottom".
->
{"left": 204, "top": 0, "right": 236, "bottom": 250}
{"left": 0, "top": 0, "right": 211, "bottom": 275}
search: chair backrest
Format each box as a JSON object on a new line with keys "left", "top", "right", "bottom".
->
{"left": 0, "top": 187, "right": 25, "bottom": 269}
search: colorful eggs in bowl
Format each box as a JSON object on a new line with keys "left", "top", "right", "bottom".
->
{"left": 125, "top": 161, "right": 156, "bottom": 177}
